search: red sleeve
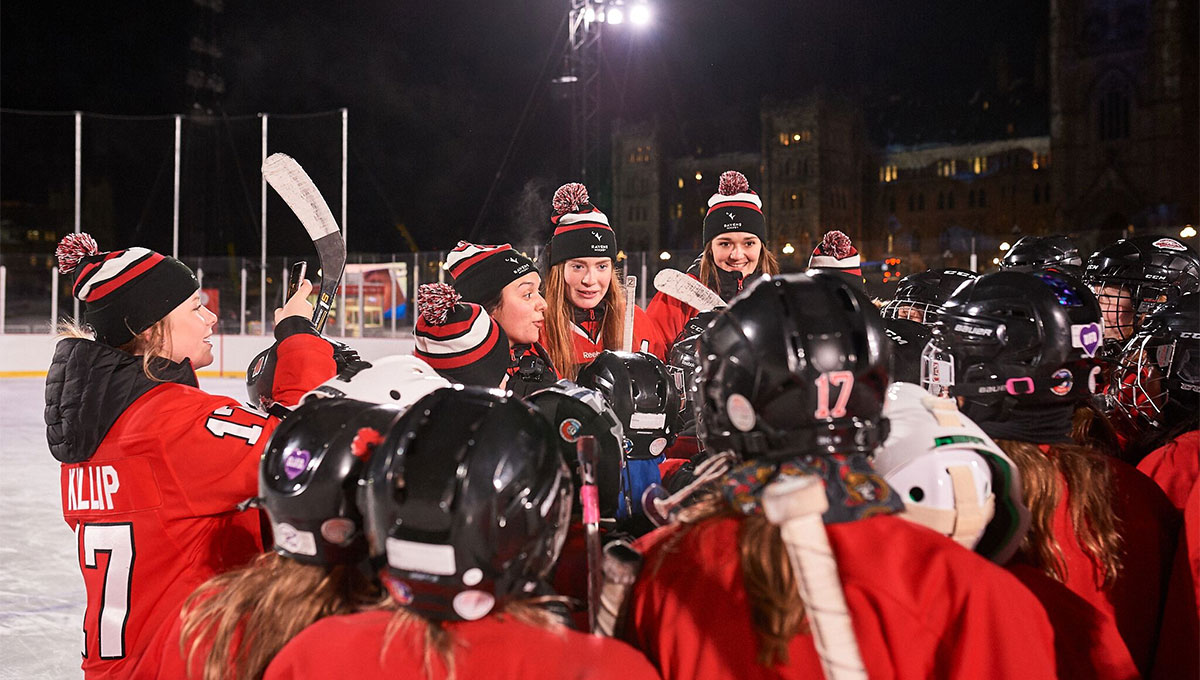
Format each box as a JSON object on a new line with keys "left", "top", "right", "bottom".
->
{"left": 270, "top": 332, "right": 338, "bottom": 406}
{"left": 1008, "top": 564, "right": 1140, "bottom": 680}
{"left": 645, "top": 291, "right": 697, "bottom": 354}
{"left": 1137, "top": 431, "right": 1199, "bottom": 512}
{"left": 1151, "top": 479, "right": 1200, "bottom": 680}
{"left": 632, "top": 305, "right": 668, "bottom": 360}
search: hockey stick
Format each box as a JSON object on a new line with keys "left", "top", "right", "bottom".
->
{"left": 653, "top": 268, "right": 725, "bottom": 313}
{"left": 595, "top": 539, "right": 643, "bottom": 638}
{"left": 762, "top": 475, "right": 867, "bottom": 680}
{"left": 575, "top": 435, "right": 604, "bottom": 635}
{"left": 623, "top": 275, "right": 637, "bottom": 352}
{"left": 262, "top": 153, "right": 346, "bottom": 333}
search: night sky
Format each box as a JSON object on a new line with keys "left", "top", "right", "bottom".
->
{"left": 2, "top": 0, "right": 1047, "bottom": 256}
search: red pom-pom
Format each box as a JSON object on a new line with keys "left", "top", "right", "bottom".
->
{"left": 717, "top": 170, "right": 750, "bottom": 196}
{"left": 552, "top": 182, "right": 590, "bottom": 215}
{"left": 819, "top": 230, "right": 854, "bottom": 258}
{"left": 418, "top": 283, "right": 461, "bottom": 325}
{"left": 350, "top": 427, "right": 384, "bottom": 460}
{"left": 56, "top": 233, "right": 100, "bottom": 274}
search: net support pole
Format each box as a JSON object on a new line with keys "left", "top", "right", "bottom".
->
{"left": 260, "top": 113, "right": 269, "bottom": 334}
{"left": 73, "top": 111, "right": 82, "bottom": 321}
{"left": 173, "top": 114, "right": 182, "bottom": 259}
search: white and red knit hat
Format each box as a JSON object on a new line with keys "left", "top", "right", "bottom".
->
{"left": 808, "top": 230, "right": 862, "bottom": 276}
{"left": 55, "top": 233, "right": 199, "bottom": 346}
{"left": 413, "top": 283, "right": 510, "bottom": 387}
{"left": 444, "top": 241, "right": 537, "bottom": 305}
{"left": 703, "top": 170, "right": 766, "bottom": 244}
{"left": 548, "top": 182, "right": 616, "bottom": 265}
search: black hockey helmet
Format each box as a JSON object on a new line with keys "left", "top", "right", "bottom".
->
{"left": 361, "top": 386, "right": 571, "bottom": 622}
{"left": 526, "top": 380, "right": 626, "bottom": 519}
{"left": 921, "top": 270, "right": 1104, "bottom": 418}
{"left": 1084, "top": 235, "right": 1200, "bottom": 347}
{"left": 883, "top": 317, "right": 932, "bottom": 385}
{"left": 696, "top": 272, "right": 891, "bottom": 460}
{"left": 259, "top": 398, "right": 404, "bottom": 566}
{"left": 248, "top": 338, "right": 365, "bottom": 413}
{"left": 666, "top": 309, "right": 724, "bottom": 435}
{"left": 1111, "top": 291, "right": 1200, "bottom": 430}
{"left": 880, "top": 268, "right": 978, "bottom": 327}
{"left": 576, "top": 350, "right": 680, "bottom": 459}
{"left": 1001, "top": 235, "right": 1084, "bottom": 274}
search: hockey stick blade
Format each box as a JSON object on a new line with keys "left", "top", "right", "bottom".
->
{"left": 263, "top": 153, "right": 346, "bottom": 332}
{"left": 653, "top": 268, "right": 725, "bottom": 312}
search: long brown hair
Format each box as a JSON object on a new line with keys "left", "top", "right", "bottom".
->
{"left": 57, "top": 318, "right": 172, "bottom": 381}
{"left": 541, "top": 261, "right": 627, "bottom": 380}
{"left": 698, "top": 241, "right": 780, "bottom": 294}
{"left": 380, "top": 598, "right": 568, "bottom": 680}
{"left": 659, "top": 492, "right": 806, "bottom": 667}
{"left": 994, "top": 440, "right": 1123, "bottom": 588}
{"left": 179, "top": 552, "right": 382, "bottom": 680}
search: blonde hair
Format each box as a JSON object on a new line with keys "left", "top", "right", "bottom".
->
{"left": 179, "top": 551, "right": 382, "bottom": 680}
{"left": 698, "top": 241, "right": 780, "bottom": 295}
{"left": 994, "top": 440, "right": 1122, "bottom": 588}
{"left": 380, "top": 598, "right": 568, "bottom": 680}
{"left": 57, "top": 317, "right": 172, "bottom": 381}
{"left": 541, "top": 261, "right": 627, "bottom": 380}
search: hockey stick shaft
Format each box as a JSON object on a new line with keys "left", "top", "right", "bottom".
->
{"left": 575, "top": 435, "right": 604, "bottom": 635}
{"left": 762, "top": 476, "right": 867, "bottom": 680}
{"left": 623, "top": 276, "right": 637, "bottom": 352}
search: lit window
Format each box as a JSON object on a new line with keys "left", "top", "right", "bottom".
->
{"left": 779, "top": 132, "right": 790, "bottom": 146}
{"left": 677, "top": 178, "right": 684, "bottom": 189}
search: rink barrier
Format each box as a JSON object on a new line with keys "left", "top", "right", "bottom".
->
{"left": 0, "top": 334, "right": 415, "bottom": 378}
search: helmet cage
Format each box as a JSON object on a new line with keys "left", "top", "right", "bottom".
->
{"left": 881, "top": 299, "right": 944, "bottom": 326}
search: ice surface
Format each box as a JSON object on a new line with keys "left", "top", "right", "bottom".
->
{"left": 0, "top": 376, "right": 249, "bottom": 679}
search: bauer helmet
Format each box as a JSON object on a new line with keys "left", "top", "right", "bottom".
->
{"left": 1000, "top": 234, "right": 1084, "bottom": 275}
{"left": 879, "top": 382, "right": 1030, "bottom": 563}
{"left": 576, "top": 350, "right": 680, "bottom": 459}
{"left": 301, "top": 355, "right": 450, "bottom": 408}
{"left": 1110, "top": 291, "right": 1200, "bottom": 430}
{"left": 526, "top": 380, "right": 626, "bottom": 519}
{"left": 920, "top": 270, "right": 1104, "bottom": 419}
{"left": 880, "top": 267, "right": 978, "bottom": 326}
{"left": 259, "top": 398, "right": 404, "bottom": 566}
{"left": 361, "top": 386, "right": 571, "bottom": 622}
{"left": 1084, "top": 235, "right": 1200, "bottom": 350}
{"left": 696, "top": 272, "right": 890, "bottom": 459}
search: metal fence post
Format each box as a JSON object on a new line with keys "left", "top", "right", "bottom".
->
{"left": 240, "top": 265, "right": 248, "bottom": 335}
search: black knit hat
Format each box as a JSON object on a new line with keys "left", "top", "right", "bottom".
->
{"left": 445, "top": 241, "right": 537, "bottom": 305}
{"left": 702, "top": 170, "right": 766, "bottom": 245}
{"left": 56, "top": 233, "right": 199, "bottom": 347}
{"left": 413, "top": 283, "right": 511, "bottom": 387}
{"left": 548, "top": 182, "right": 616, "bottom": 265}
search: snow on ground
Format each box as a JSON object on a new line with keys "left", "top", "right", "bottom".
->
{"left": 0, "top": 376, "right": 248, "bottom": 679}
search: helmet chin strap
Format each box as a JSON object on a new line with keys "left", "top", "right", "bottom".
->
{"left": 900, "top": 465, "right": 995, "bottom": 549}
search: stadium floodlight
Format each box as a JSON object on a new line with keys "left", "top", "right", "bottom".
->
{"left": 630, "top": 3, "right": 651, "bottom": 25}
{"left": 607, "top": 7, "right": 625, "bottom": 24}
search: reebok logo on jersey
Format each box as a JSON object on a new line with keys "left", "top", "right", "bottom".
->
{"left": 66, "top": 465, "right": 120, "bottom": 511}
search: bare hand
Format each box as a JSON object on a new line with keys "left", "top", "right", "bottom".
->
{"left": 275, "top": 279, "right": 315, "bottom": 324}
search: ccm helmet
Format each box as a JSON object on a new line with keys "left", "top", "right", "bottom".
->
{"left": 1084, "top": 235, "right": 1200, "bottom": 347}
{"left": 881, "top": 268, "right": 978, "bottom": 326}
{"left": 259, "top": 398, "right": 405, "bottom": 566}
{"left": 1111, "top": 291, "right": 1200, "bottom": 430}
{"left": 921, "top": 270, "right": 1104, "bottom": 419}
{"left": 884, "top": 317, "right": 932, "bottom": 385}
{"left": 1001, "top": 235, "right": 1084, "bottom": 275}
{"left": 526, "top": 380, "right": 626, "bottom": 519}
{"left": 301, "top": 355, "right": 450, "bottom": 408}
{"left": 879, "top": 383, "right": 1030, "bottom": 563}
{"left": 696, "top": 272, "right": 891, "bottom": 459}
{"left": 576, "top": 350, "right": 680, "bottom": 459}
{"left": 361, "top": 386, "right": 571, "bottom": 622}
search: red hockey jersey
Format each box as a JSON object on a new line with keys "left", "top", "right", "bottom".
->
{"left": 1151, "top": 478, "right": 1199, "bottom": 680}
{"left": 568, "top": 303, "right": 666, "bottom": 363}
{"left": 262, "top": 609, "right": 662, "bottom": 680}
{"left": 53, "top": 332, "right": 334, "bottom": 679}
{"left": 1137, "top": 430, "right": 1199, "bottom": 512}
{"left": 626, "top": 514, "right": 1057, "bottom": 680}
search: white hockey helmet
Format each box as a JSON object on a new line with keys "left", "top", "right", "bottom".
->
{"left": 301, "top": 355, "right": 451, "bottom": 409}
{"left": 878, "top": 382, "right": 1031, "bottom": 564}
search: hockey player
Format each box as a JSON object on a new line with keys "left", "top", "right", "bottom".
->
{"left": 626, "top": 272, "right": 1057, "bottom": 679}
{"left": 130, "top": 398, "right": 398, "bottom": 679}
{"left": 922, "top": 268, "right": 1178, "bottom": 675}
{"left": 540, "top": 182, "right": 665, "bottom": 375}
{"left": 879, "top": 267, "right": 977, "bottom": 326}
{"left": 1083, "top": 234, "right": 1200, "bottom": 354}
{"left": 645, "top": 170, "right": 779, "bottom": 348}
{"left": 262, "top": 387, "right": 661, "bottom": 680}
{"left": 46, "top": 234, "right": 336, "bottom": 678}
{"left": 443, "top": 240, "right": 559, "bottom": 396}
{"left": 412, "top": 283, "right": 513, "bottom": 388}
